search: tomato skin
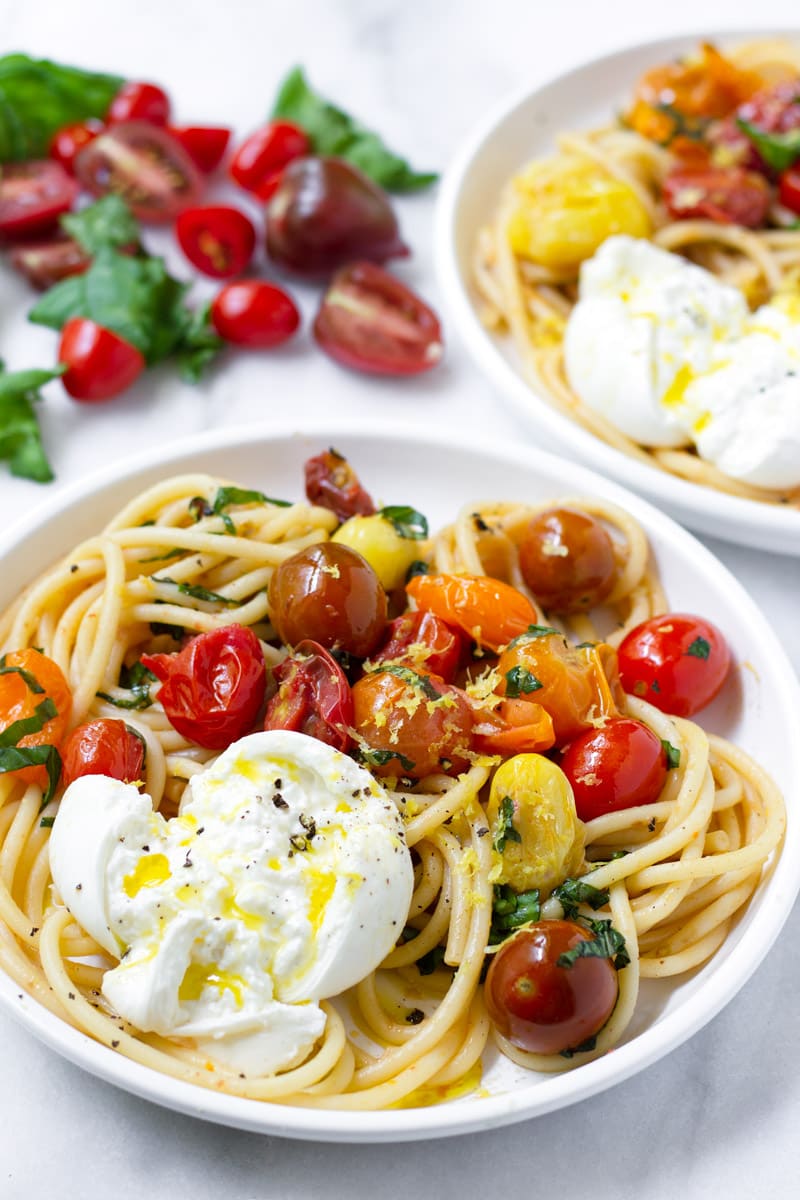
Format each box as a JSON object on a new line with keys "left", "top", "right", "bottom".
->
{"left": 211, "top": 280, "right": 300, "bottom": 348}
{"left": 169, "top": 126, "right": 231, "bottom": 173}
{"left": 313, "top": 261, "right": 444, "bottom": 376}
{"left": 263, "top": 640, "right": 353, "bottom": 752}
{"left": 518, "top": 508, "right": 616, "bottom": 614}
{"left": 230, "top": 120, "right": 310, "bottom": 199}
{"left": 471, "top": 697, "right": 555, "bottom": 756}
{"left": 141, "top": 624, "right": 266, "bottom": 751}
{"left": 0, "top": 649, "right": 72, "bottom": 789}
{"left": 60, "top": 719, "right": 144, "bottom": 790}
{"left": 370, "top": 610, "right": 466, "bottom": 684}
{"left": 50, "top": 119, "right": 104, "bottom": 174}
{"left": 10, "top": 235, "right": 90, "bottom": 290}
{"left": 0, "top": 161, "right": 79, "bottom": 238}
{"left": 485, "top": 922, "right": 619, "bottom": 1055}
{"left": 74, "top": 122, "right": 202, "bottom": 223}
{"left": 663, "top": 166, "right": 770, "bottom": 227}
{"left": 617, "top": 613, "right": 731, "bottom": 718}
{"left": 778, "top": 166, "right": 800, "bottom": 215}
{"left": 58, "top": 318, "right": 145, "bottom": 403}
{"left": 560, "top": 718, "right": 668, "bottom": 821}
{"left": 176, "top": 205, "right": 256, "bottom": 279}
{"left": 108, "top": 82, "right": 170, "bottom": 126}
{"left": 406, "top": 573, "right": 540, "bottom": 654}
{"left": 304, "top": 449, "right": 376, "bottom": 521}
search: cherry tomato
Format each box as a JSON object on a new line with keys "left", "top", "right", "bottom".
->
{"left": 210, "top": 280, "right": 300, "bottom": 348}
{"left": 304, "top": 448, "right": 376, "bottom": 521}
{"left": 229, "top": 120, "right": 310, "bottom": 199}
{"left": 371, "top": 610, "right": 466, "bottom": 683}
{"left": 58, "top": 318, "right": 145, "bottom": 403}
{"left": 313, "top": 261, "right": 444, "bottom": 376}
{"left": 485, "top": 921, "right": 619, "bottom": 1055}
{"left": 263, "top": 640, "right": 353, "bottom": 752}
{"left": 10, "top": 235, "right": 90, "bottom": 290}
{"left": 175, "top": 205, "right": 256, "bottom": 279}
{"left": 352, "top": 668, "right": 473, "bottom": 779}
{"left": 0, "top": 161, "right": 79, "bottom": 239}
{"left": 49, "top": 119, "right": 104, "bottom": 174}
{"left": 268, "top": 541, "right": 387, "bottom": 658}
{"left": 169, "top": 126, "right": 231, "bottom": 173}
{"left": 141, "top": 624, "right": 266, "bottom": 751}
{"left": 406, "top": 573, "right": 540, "bottom": 654}
{"left": 518, "top": 508, "right": 616, "bottom": 613}
{"left": 471, "top": 697, "right": 555, "bottom": 756}
{"left": 74, "top": 122, "right": 202, "bottom": 223}
{"left": 778, "top": 165, "right": 800, "bottom": 215}
{"left": 560, "top": 717, "right": 668, "bottom": 821}
{"left": 0, "top": 649, "right": 72, "bottom": 789}
{"left": 617, "top": 613, "right": 731, "bottom": 717}
{"left": 60, "top": 719, "right": 144, "bottom": 790}
{"left": 108, "top": 81, "right": 171, "bottom": 126}
{"left": 663, "top": 166, "right": 770, "bottom": 227}
{"left": 712, "top": 79, "right": 800, "bottom": 172}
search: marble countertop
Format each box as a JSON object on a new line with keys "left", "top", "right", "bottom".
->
{"left": 1, "top": 1, "right": 799, "bottom": 1196}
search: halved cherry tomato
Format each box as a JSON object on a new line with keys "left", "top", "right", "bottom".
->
{"left": 406, "top": 573, "right": 540, "bottom": 653}
{"left": 211, "top": 280, "right": 300, "bottom": 348}
{"left": 779, "top": 165, "right": 800, "bottom": 215}
{"left": 518, "top": 508, "right": 617, "bottom": 614}
{"left": 108, "top": 81, "right": 170, "bottom": 126}
{"left": 371, "top": 610, "right": 466, "bottom": 683}
{"left": 74, "top": 122, "right": 202, "bottom": 223}
{"left": 617, "top": 613, "right": 731, "bottom": 717}
{"left": 60, "top": 719, "right": 144, "bottom": 790}
{"left": 663, "top": 166, "right": 770, "bottom": 227}
{"left": 471, "top": 697, "right": 555, "bottom": 756}
{"left": 175, "top": 205, "right": 256, "bottom": 278}
{"left": 58, "top": 318, "right": 145, "bottom": 403}
{"left": 560, "top": 717, "right": 668, "bottom": 821}
{"left": 229, "top": 120, "right": 310, "bottom": 199}
{"left": 304, "top": 448, "right": 376, "bottom": 521}
{"left": 10, "top": 235, "right": 90, "bottom": 290}
{"left": 313, "top": 261, "right": 444, "bottom": 376}
{"left": 0, "top": 649, "right": 72, "bottom": 789}
{"left": 170, "top": 125, "right": 231, "bottom": 173}
{"left": 352, "top": 667, "right": 473, "bottom": 779}
{"left": 0, "top": 161, "right": 79, "bottom": 239}
{"left": 49, "top": 119, "right": 104, "bottom": 174}
{"left": 485, "top": 921, "right": 619, "bottom": 1055}
{"left": 142, "top": 624, "right": 266, "bottom": 750}
{"left": 263, "top": 640, "right": 353, "bottom": 752}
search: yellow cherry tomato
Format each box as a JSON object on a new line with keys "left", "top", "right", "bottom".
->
{"left": 332, "top": 514, "right": 422, "bottom": 591}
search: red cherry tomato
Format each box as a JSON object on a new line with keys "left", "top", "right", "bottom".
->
{"left": 142, "top": 624, "right": 266, "bottom": 751}
{"left": 263, "top": 640, "right": 353, "bottom": 752}
{"left": 175, "top": 205, "right": 256, "bottom": 279}
{"left": 10, "top": 235, "right": 90, "bottom": 290}
{"left": 229, "top": 120, "right": 310, "bottom": 199}
{"left": 617, "top": 613, "right": 731, "bottom": 717}
{"left": 0, "top": 649, "right": 72, "bottom": 790}
{"left": 370, "top": 610, "right": 466, "bottom": 683}
{"left": 313, "top": 261, "right": 444, "bottom": 376}
{"left": 211, "top": 280, "right": 300, "bottom": 348}
{"left": 778, "top": 165, "right": 800, "bottom": 215}
{"left": 303, "top": 448, "right": 376, "bottom": 521}
{"left": 169, "top": 125, "right": 231, "bottom": 173}
{"left": 0, "top": 161, "right": 79, "bottom": 239}
{"left": 108, "top": 81, "right": 170, "bottom": 126}
{"left": 406, "top": 573, "right": 540, "bottom": 653}
{"left": 663, "top": 166, "right": 770, "bottom": 227}
{"left": 49, "top": 119, "right": 104, "bottom": 174}
{"left": 60, "top": 719, "right": 145, "bottom": 790}
{"left": 74, "top": 122, "right": 202, "bottom": 223}
{"left": 58, "top": 318, "right": 145, "bottom": 403}
{"left": 485, "top": 922, "right": 619, "bottom": 1055}
{"left": 560, "top": 717, "right": 668, "bottom": 821}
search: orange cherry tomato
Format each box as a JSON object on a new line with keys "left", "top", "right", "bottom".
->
{"left": 471, "top": 697, "right": 555, "bottom": 757}
{"left": 0, "top": 649, "right": 72, "bottom": 789}
{"left": 406, "top": 573, "right": 540, "bottom": 653}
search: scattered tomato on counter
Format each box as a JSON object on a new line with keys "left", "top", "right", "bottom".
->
{"left": 169, "top": 125, "right": 231, "bottom": 173}
{"left": 58, "top": 317, "right": 146, "bottom": 402}
{"left": 49, "top": 119, "right": 104, "bottom": 174}
{"left": 229, "top": 119, "right": 309, "bottom": 199}
{"left": 73, "top": 121, "right": 202, "bottom": 222}
{"left": 210, "top": 280, "right": 300, "bottom": 347}
{"left": 176, "top": 205, "right": 256, "bottom": 278}
{"left": 108, "top": 81, "right": 170, "bottom": 126}
{"left": 0, "top": 161, "right": 78, "bottom": 238}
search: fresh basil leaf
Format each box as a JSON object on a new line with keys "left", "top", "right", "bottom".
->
{"left": 153, "top": 577, "right": 238, "bottom": 607}
{"left": 550, "top": 878, "right": 609, "bottom": 921}
{"left": 176, "top": 301, "right": 224, "bottom": 384}
{"left": 378, "top": 505, "right": 428, "bottom": 540}
{"left": 504, "top": 665, "right": 543, "bottom": 698}
{"left": 736, "top": 118, "right": 800, "bottom": 172}
{"left": 557, "top": 917, "right": 630, "bottom": 971}
{"left": 212, "top": 485, "right": 292, "bottom": 515}
{"left": 0, "top": 696, "right": 57, "bottom": 748}
{"left": 0, "top": 54, "right": 123, "bottom": 161}
{"left": 493, "top": 795, "right": 521, "bottom": 854}
{"left": 686, "top": 636, "right": 710, "bottom": 660}
{"left": 490, "top": 884, "right": 540, "bottom": 943}
{"left": 61, "top": 195, "right": 140, "bottom": 255}
{"left": 358, "top": 746, "right": 416, "bottom": 772}
{"left": 661, "top": 739, "right": 681, "bottom": 770}
{"left": 0, "top": 743, "right": 61, "bottom": 808}
{"left": 0, "top": 362, "right": 63, "bottom": 482}
{"left": 99, "top": 658, "right": 159, "bottom": 710}
{"left": 271, "top": 66, "right": 437, "bottom": 192}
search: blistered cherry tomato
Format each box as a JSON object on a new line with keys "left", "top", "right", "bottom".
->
{"left": 518, "top": 508, "right": 616, "bottom": 613}
{"left": 471, "top": 697, "right": 555, "bottom": 756}
{"left": 371, "top": 610, "right": 466, "bottom": 683}
{"left": 108, "top": 81, "right": 170, "bottom": 126}
{"left": 269, "top": 541, "right": 387, "bottom": 657}
{"left": 304, "top": 448, "right": 376, "bottom": 521}
{"left": 60, "top": 719, "right": 144, "bottom": 790}
{"left": 49, "top": 119, "right": 104, "bottom": 174}
{"left": 663, "top": 166, "right": 770, "bottom": 227}
{"left": 406, "top": 573, "right": 540, "bottom": 653}
{"left": 169, "top": 125, "right": 231, "bottom": 173}
{"left": 0, "top": 649, "right": 72, "bottom": 789}
{"left": 779, "top": 165, "right": 800, "bottom": 215}
{"left": 142, "top": 624, "right": 266, "bottom": 750}
{"left": 74, "top": 122, "right": 201, "bottom": 223}
{"left": 263, "top": 640, "right": 353, "bottom": 752}
{"left": 352, "top": 668, "right": 473, "bottom": 779}
{"left": 210, "top": 280, "right": 300, "bottom": 348}
{"left": 229, "top": 120, "right": 310, "bottom": 199}
{"left": 176, "top": 205, "right": 256, "bottom": 278}
{"left": 712, "top": 79, "right": 800, "bottom": 172}
{"left": 560, "top": 717, "right": 668, "bottom": 821}
{"left": 617, "top": 613, "right": 731, "bottom": 717}
{"left": 313, "top": 261, "right": 444, "bottom": 376}
{"left": 58, "top": 318, "right": 145, "bottom": 403}
{"left": 10, "top": 235, "right": 90, "bottom": 290}
{"left": 0, "top": 161, "right": 78, "bottom": 238}
{"left": 485, "top": 921, "right": 619, "bottom": 1055}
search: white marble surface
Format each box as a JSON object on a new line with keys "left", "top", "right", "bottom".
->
{"left": 0, "top": 0, "right": 799, "bottom": 1195}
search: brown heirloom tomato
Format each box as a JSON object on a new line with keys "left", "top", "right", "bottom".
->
{"left": 303, "top": 449, "right": 376, "bottom": 522}
{"left": 518, "top": 508, "right": 616, "bottom": 614}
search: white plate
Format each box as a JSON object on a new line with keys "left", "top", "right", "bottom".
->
{"left": 435, "top": 30, "right": 800, "bottom": 557}
{"left": 0, "top": 422, "right": 798, "bottom": 1143}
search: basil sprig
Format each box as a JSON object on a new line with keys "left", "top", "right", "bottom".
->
{"left": 379, "top": 505, "right": 428, "bottom": 540}
{"left": 0, "top": 361, "right": 64, "bottom": 483}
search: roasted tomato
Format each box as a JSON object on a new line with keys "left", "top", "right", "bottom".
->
{"left": 617, "top": 613, "right": 731, "bottom": 717}
{"left": 304, "top": 448, "right": 376, "bottom": 521}
{"left": 58, "top": 318, "right": 146, "bottom": 402}
{"left": 0, "top": 161, "right": 78, "bottom": 238}
{"left": 60, "top": 719, "right": 144, "bottom": 790}
{"left": 370, "top": 610, "right": 466, "bottom": 683}
{"left": 471, "top": 697, "right": 555, "bottom": 756}
{"left": 406, "top": 573, "right": 540, "bottom": 653}
{"left": 518, "top": 508, "right": 617, "bottom": 613}
{"left": 711, "top": 79, "right": 800, "bottom": 172}
{"left": 263, "top": 640, "right": 353, "bottom": 752}
{"left": 560, "top": 717, "right": 669, "bottom": 822}
{"left": 0, "top": 649, "right": 72, "bottom": 789}
{"left": 74, "top": 122, "right": 202, "bottom": 223}
{"left": 663, "top": 166, "right": 770, "bottom": 227}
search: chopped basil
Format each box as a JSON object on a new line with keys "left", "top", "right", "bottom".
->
{"left": 0, "top": 670, "right": 61, "bottom": 808}
{"left": 153, "top": 577, "right": 238, "bottom": 607}
{"left": 405, "top": 560, "right": 429, "bottom": 582}
{"left": 376, "top": 663, "right": 441, "bottom": 702}
{"left": 61, "top": 195, "right": 139, "bottom": 255}
{"left": 0, "top": 696, "right": 56, "bottom": 747}
{"left": 98, "top": 660, "right": 156, "bottom": 711}
{"left": 557, "top": 917, "right": 630, "bottom": 971}
{"left": 204, "top": 485, "right": 292, "bottom": 534}
{"left": 149, "top": 620, "right": 184, "bottom": 641}
{"left": 39, "top": 815, "right": 55, "bottom": 829}
{"left": 358, "top": 746, "right": 416, "bottom": 772}
{"left": 661, "top": 739, "right": 681, "bottom": 770}
{"left": 416, "top": 945, "right": 446, "bottom": 976}
{"left": 560, "top": 1034, "right": 599, "bottom": 1059}
{"left": 0, "top": 661, "right": 46, "bottom": 693}
{"left": 138, "top": 548, "right": 183, "bottom": 564}
{"left": 550, "top": 878, "right": 609, "bottom": 921}
{"left": 736, "top": 118, "right": 800, "bottom": 172}
{"left": 378, "top": 505, "right": 428, "bottom": 541}
{"left": 490, "top": 883, "right": 540, "bottom": 943}
{"left": 507, "top": 624, "right": 560, "bottom": 649}
{"left": 492, "top": 795, "right": 521, "bottom": 854}
{"left": 504, "top": 665, "right": 543, "bottom": 698}
{"left": 686, "top": 636, "right": 710, "bottom": 660}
